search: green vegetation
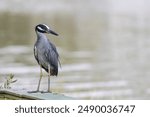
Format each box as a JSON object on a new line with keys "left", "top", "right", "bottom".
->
{"left": 0, "top": 74, "right": 17, "bottom": 89}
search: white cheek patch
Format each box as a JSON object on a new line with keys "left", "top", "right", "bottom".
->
{"left": 37, "top": 26, "right": 44, "bottom": 31}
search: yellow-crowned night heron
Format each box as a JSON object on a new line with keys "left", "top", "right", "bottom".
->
{"left": 29, "top": 24, "right": 60, "bottom": 93}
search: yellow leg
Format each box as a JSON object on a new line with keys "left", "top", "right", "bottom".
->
{"left": 48, "top": 64, "right": 51, "bottom": 92}
{"left": 37, "top": 66, "right": 43, "bottom": 91}
{"left": 28, "top": 66, "right": 43, "bottom": 93}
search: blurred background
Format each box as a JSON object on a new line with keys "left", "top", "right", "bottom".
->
{"left": 0, "top": 0, "right": 150, "bottom": 99}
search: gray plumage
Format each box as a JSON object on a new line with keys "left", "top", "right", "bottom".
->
{"left": 34, "top": 24, "right": 59, "bottom": 76}
{"left": 29, "top": 24, "right": 60, "bottom": 93}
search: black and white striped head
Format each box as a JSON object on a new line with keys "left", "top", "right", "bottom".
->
{"left": 35, "top": 24, "right": 58, "bottom": 36}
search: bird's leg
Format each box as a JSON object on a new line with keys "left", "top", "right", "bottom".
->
{"left": 28, "top": 66, "right": 43, "bottom": 93}
{"left": 47, "top": 64, "right": 51, "bottom": 93}
{"left": 40, "top": 65, "right": 51, "bottom": 93}
{"left": 37, "top": 66, "right": 43, "bottom": 91}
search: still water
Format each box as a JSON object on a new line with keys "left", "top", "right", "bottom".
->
{"left": 0, "top": 0, "right": 150, "bottom": 99}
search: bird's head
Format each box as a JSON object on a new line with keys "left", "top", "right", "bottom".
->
{"left": 35, "top": 24, "right": 58, "bottom": 36}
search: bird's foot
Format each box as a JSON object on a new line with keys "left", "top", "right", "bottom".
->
{"left": 27, "top": 90, "right": 41, "bottom": 93}
{"left": 41, "top": 90, "right": 52, "bottom": 93}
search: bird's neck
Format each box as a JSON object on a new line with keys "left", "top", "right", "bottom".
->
{"left": 36, "top": 31, "right": 47, "bottom": 40}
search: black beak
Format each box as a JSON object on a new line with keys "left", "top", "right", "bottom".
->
{"left": 47, "top": 29, "right": 58, "bottom": 36}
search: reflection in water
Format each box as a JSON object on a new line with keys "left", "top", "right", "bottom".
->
{"left": 0, "top": 0, "right": 150, "bottom": 99}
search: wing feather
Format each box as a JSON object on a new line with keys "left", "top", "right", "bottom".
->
{"left": 45, "top": 41, "right": 60, "bottom": 75}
